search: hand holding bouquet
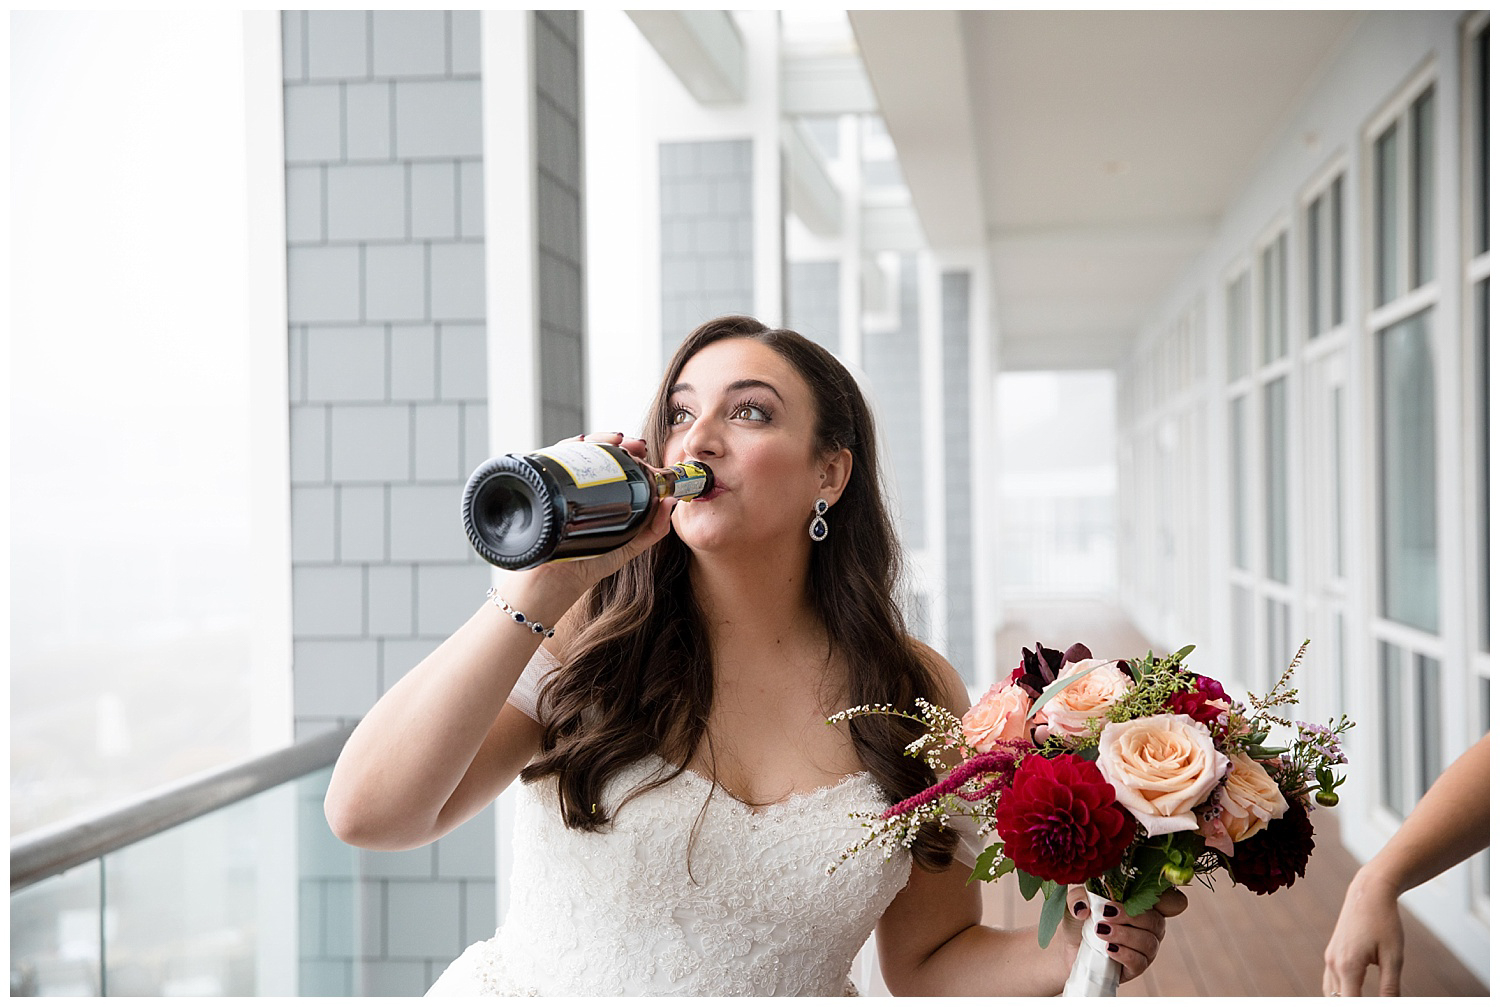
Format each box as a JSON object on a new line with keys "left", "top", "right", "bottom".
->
{"left": 830, "top": 640, "right": 1352, "bottom": 995}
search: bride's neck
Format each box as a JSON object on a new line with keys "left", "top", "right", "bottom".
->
{"left": 689, "top": 550, "right": 821, "bottom": 653}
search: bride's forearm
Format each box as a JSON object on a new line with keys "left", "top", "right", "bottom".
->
{"left": 891, "top": 922, "right": 1073, "bottom": 996}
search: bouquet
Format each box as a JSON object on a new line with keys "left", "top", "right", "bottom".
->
{"left": 829, "top": 640, "right": 1352, "bottom": 996}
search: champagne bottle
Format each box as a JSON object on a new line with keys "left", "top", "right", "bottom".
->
{"left": 462, "top": 441, "right": 714, "bottom": 569}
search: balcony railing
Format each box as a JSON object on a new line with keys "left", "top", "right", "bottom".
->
{"left": 10, "top": 725, "right": 355, "bottom": 997}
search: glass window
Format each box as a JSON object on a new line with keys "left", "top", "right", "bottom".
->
{"left": 1335, "top": 610, "right": 1348, "bottom": 722}
{"left": 1415, "top": 654, "right": 1443, "bottom": 796}
{"left": 1232, "top": 584, "right": 1254, "bottom": 690}
{"left": 1266, "top": 598, "right": 1291, "bottom": 688}
{"left": 1379, "top": 641, "right": 1405, "bottom": 814}
{"left": 12, "top": 13, "right": 263, "bottom": 836}
{"left": 1227, "top": 272, "right": 1251, "bottom": 381}
{"left": 1307, "top": 193, "right": 1322, "bottom": 338}
{"left": 1260, "top": 234, "right": 1288, "bottom": 362}
{"left": 1264, "top": 378, "right": 1289, "bottom": 582}
{"left": 1477, "top": 25, "right": 1490, "bottom": 256}
{"left": 1331, "top": 175, "right": 1345, "bottom": 326}
{"left": 1479, "top": 278, "right": 1491, "bottom": 651}
{"left": 1230, "top": 395, "right": 1249, "bottom": 570}
{"left": 1377, "top": 309, "right": 1440, "bottom": 634}
{"left": 1333, "top": 384, "right": 1346, "bottom": 578}
{"left": 1308, "top": 176, "right": 1347, "bottom": 338}
{"left": 1411, "top": 88, "right": 1436, "bottom": 288}
{"left": 1375, "top": 122, "right": 1401, "bottom": 307}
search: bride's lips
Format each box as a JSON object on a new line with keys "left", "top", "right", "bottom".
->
{"left": 695, "top": 483, "right": 727, "bottom": 502}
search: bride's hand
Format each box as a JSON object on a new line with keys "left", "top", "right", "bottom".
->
{"left": 1060, "top": 887, "right": 1188, "bottom": 983}
{"left": 501, "top": 432, "right": 676, "bottom": 608}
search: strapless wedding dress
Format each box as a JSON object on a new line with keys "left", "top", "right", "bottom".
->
{"left": 426, "top": 755, "right": 910, "bottom": 996}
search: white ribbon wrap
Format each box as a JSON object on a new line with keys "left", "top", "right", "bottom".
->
{"left": 1062, "top": 891, "right": 1121, "bottom": 997}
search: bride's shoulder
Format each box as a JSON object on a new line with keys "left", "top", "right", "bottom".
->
{"left": 905, "top": 637, "right": 971, "bottom": 718}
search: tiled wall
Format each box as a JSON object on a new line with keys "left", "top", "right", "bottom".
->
{"left": 863, "top": 254, "right": 926, "bottom": 549}
{"left": 535, "top": 12, "right": 585, "bottom": 444}
{"left": 786, "top": 260, "right": 841, "bottom": 351}
{"left": 659, "top": 139, "right": 755, "bottom": 359}
{"left": 941, "top": 271, "right": 974, "bottom": 683}
{"left": 282, "top": 10, "right": 501, "bottom": 995}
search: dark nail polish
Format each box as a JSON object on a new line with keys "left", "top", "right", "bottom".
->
{"left": 1095, "top": 923, "right": 1111, "bottom": 936}
{"left": 1107, "top": 943, "right": 1119, "bottom": 954}
{"left": 1102, "top": 904, "right": 1119, "bottom": 917}
{"left": 1073, "top": 901, "right": 1087, "bottom": 915}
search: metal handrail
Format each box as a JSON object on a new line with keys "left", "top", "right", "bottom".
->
{"left": 10, "top": 723, "right": 356, "bottom": 892}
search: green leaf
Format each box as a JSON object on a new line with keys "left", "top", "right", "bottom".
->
{"left": 1016, "top": 868, "right": 1046, "bottom": 901}
{"left": 1121, "top": 873, "right": 1173, "bottom": 916}
{"left": 1037, "top": 882, "right": 1071, "bottom": 948}
{"left": 968, "top": 845, "right": 1014, "bottom": 885}
{"left": 1026, "top": 665, "right": 1098, "bottom": 719}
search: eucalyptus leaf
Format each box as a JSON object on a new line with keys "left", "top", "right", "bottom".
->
{"left": 1026, "top": 664, "right": 1098, "bottom": 719}
{"left": 1017, "top": 868, "right": 1045, "bottom": 901}
{"left": 1037, "top": 882, "right": 1070, "bottom": 948}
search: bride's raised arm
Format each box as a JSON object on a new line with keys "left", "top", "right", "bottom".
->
{"left": 323, "top": 435, "right": 672, "bottom": 852}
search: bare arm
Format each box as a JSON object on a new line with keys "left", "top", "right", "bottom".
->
{"left": 324, "top": 434, "right": 672, "bottom": 851}
{"left": 875, "top": 648, "right": 1185, "bottom": 995}
{"left": 1323, "top": 733, "right": 1490, "bottom": 996}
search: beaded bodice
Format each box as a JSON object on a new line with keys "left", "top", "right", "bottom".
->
{"left": 429, "top": 755, "right": 910, "bottom": 997}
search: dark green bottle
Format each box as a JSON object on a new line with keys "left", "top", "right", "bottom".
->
{"left": 462, "top": 442, "right": 713, "bottom": 569}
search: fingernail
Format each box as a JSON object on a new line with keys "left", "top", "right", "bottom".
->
{"left": 1102, "top": 905, "right": 1119, "bottom": 917}
{"left": 1073, "top": 901, "right": 1087, "bottom": 916}
{"left": 1095, "top": 923, "right": 1111, "bottom": 936}
{"left": 1107, "top": 943, "right": 1119, "bottom": 954}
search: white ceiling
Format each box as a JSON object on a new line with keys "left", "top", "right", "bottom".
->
{"left": 848, "top": 10, "right": 1363, "bottom": 370}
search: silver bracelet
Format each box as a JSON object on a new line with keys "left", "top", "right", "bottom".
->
{"left": 486, "top": 587, "right": 556, "bottom": 638}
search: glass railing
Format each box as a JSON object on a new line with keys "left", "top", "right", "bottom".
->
{"left": 11, "top": 728, "right": 356, "bottom": 996}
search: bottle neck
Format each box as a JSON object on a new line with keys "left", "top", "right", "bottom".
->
{"left": 651, "top": 460, "right": 713, "bottom": 501}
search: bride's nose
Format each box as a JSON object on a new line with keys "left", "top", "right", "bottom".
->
{"left": 682, "top": 415, "right": 723, "bottom": 459}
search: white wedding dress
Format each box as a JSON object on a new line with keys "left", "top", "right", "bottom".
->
{"left": 425, "top": 649, "right": 942, "bottom": 997}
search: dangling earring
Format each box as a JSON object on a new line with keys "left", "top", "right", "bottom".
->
{"left": 809, "top": 499, "right": 830, "bottom": 542}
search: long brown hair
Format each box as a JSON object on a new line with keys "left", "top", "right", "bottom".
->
{"left": 519, "top": 316, "right": 956, "bottom": 871}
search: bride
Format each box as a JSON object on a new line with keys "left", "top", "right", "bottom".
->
{"left": 324, "top": 315, "right": 1185, "bottom": 996}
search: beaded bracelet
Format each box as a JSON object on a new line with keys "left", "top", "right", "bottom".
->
{"left": 485, "top": 586, "right": 556, "bottom": 638}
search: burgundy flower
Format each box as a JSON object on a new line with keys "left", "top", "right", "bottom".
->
{"left": 1167, "top": 675, "right": 1232, "bottom": 725}
{"left": 1226, "top": 793, "right": 1315, "bottom": 894}
{"left": 995, "top": 753, "right": 1136, "bottom": 884}
{"left": 1012, "top": 642, "right": 1093, "bottom": 698}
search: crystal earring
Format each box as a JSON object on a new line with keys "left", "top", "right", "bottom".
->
{"left": 809, "top": 499, "right": 830, "bottom": 542}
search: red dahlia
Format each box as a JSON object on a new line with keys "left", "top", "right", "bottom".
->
{"left": 994, "top": 754, "right": 1136, "bottom": 884}
{"left": 1226, "top": 793, "right": 1315, "bottom": 894}
{"left": 1167, "top": 675, "right": 1231, "bottom": 725}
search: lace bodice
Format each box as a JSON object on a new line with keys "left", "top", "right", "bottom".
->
{"left": 427, "top": 755, "right": 911, "bottom": 996}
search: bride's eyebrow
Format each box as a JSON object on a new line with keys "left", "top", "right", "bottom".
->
{"left": 667, "top": 379, "right": 784, "bottom": 403}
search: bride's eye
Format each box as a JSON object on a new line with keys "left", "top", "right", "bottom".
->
{"left": 731, "top": 400, "right": 771, "bottom": 422}
{"left": 667, "top": 406, "right": 692, "bottom": 426}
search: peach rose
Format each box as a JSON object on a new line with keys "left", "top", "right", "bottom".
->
{"left": 961, "top": 682, "right": 1031, "bottom": 752}
{"left": 1037, "top": 660, "right": 1133, "bottom": 739}
{"left": 1095, "top": 713, "right": 1230, "bottom": 836}
{"left": 1216, "top": 751, "right": 1289, "bottom": 842}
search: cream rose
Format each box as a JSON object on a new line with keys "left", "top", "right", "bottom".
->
{"left": 1216, "top": 750, "right": 1289, "bottom": 842}
{"left": 961, "top": 682, "right": 1031, "bottom": 752}
{"left": 1037, "top": 659, "right": 1133, "bottom": 739}
{"left": 1096, "top": 713, "right": 1230, "bottom": 836}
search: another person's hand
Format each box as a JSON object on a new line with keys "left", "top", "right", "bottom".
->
{"left": 1061, "top": 887, "right": 1188, "bottom": 982}
{"left": 1322, "top": 870, "right": 1404, "bottom": 996}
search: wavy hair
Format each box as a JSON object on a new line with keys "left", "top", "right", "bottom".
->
{"left": 519, "top": 316, "right": 956, "bottom": 871}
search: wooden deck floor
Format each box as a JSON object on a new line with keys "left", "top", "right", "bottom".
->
{"left": 981, "top": 599, "right": 1488, "bottom": 997}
